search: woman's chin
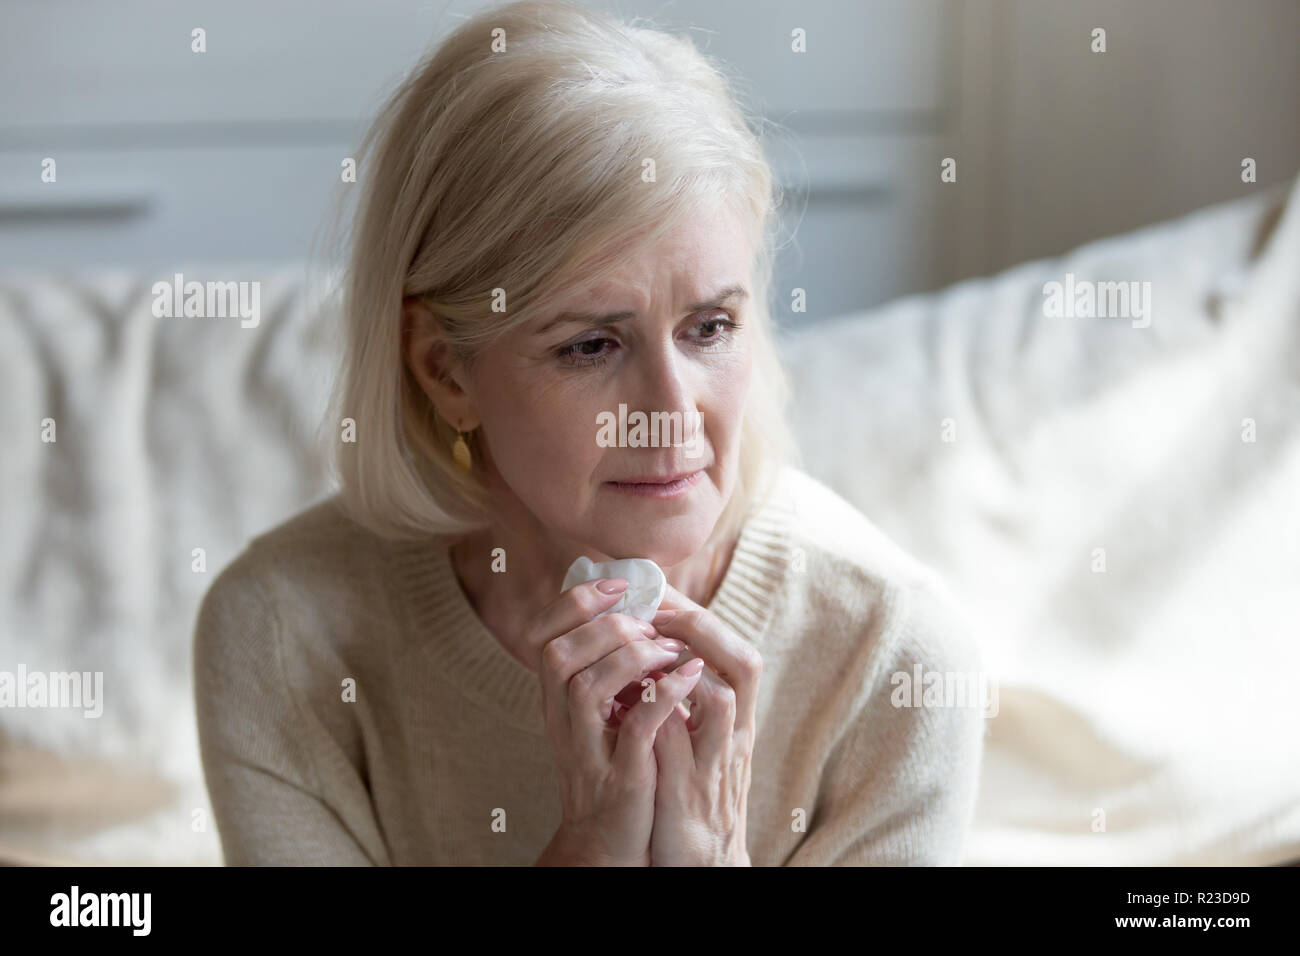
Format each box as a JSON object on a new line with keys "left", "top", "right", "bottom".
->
{"left": 583, "top": 528, "right": 711, "bottom": 567}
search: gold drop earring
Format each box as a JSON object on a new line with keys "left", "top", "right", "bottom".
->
{"left": 451, "top": 419, "right": 473, "bottom": 473}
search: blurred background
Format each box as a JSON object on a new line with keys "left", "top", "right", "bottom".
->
{"left": 1, "top": 0, "right": 1298, "bottom": 866}
{"left": 2, "top": 0, "right": 1297, "bottom": 316}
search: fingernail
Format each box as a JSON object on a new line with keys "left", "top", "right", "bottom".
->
{"left": 658, "top": 638, "right": 684, "bottom": 651}
{"left": 652, "top": 609, "right": 676, "bottom": 624}
{"left": 596, "top": 578, "right": 629, "bottom": 594}
{"left": 681, "top": 658, "right": 704, "bottom": 676}
{"left": 638, "top": 621, "right": 656, "bottom": 636}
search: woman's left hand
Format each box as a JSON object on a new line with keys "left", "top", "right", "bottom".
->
{"left": 644, "top": 583, "right": 761, "bottom": 866}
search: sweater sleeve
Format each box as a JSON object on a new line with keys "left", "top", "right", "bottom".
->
{"left": 785, "top": 578, "right": 987, "bottom": 866}
{"left": 193, "top": 557, "right": 383, "bottom": 866}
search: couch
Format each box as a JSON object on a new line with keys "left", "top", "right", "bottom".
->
{"left": 2, "top": 171, "right": 1297, "bottom": 865}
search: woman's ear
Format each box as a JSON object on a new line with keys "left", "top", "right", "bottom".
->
{"left": 401, "top": 296, "right": 480, "bottom": 430}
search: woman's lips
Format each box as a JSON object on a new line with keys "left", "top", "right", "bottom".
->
{"left": 604, "top": 469, "right": 705, "bottom": 498}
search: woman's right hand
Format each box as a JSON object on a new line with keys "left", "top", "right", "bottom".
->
{"left": 532, "top": 576, "right": 704, "bottom": 866}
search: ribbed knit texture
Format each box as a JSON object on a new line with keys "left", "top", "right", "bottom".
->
{"left": 194, "top": 464, "right": 986, "bottom": 865}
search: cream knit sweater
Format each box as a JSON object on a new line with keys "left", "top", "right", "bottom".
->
{"left": 194, "top": 465, "right": 987, "bottom": 865}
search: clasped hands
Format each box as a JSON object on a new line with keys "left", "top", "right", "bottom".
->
{"left": 533, "top": 576, "right": 759, "bottom": 866}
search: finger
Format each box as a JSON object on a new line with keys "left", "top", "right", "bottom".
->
{"left": 538, "top": 607, "right": 652, "bottom": 745}
{"left": 614, "top": 670, "right": 690, "bottom": 717}
{"left": 612, "top": 657, "right": 704, "bottom": 777}
{"left": 569, "top": 636, "right": 685, "bottom": 747}
{"left": 681, "top": 658, "right": 737, "bottom": 769}
{"left": 652, "top": 705, "right": 693, "bottom": 782}
{"left": 527, "top": 576, "right": 631, "bottom": 667}
{"left": 611, "top": 698, "right": 690, "bottom": 724}
{"left": 650, "top": 583, "right": 761, "bottom": 737}
{"left": 612, "top": 651, "right": 686, "bottom": 707}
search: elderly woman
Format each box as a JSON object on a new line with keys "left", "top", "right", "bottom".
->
{"left": 194, "top": 0, "right": 985, "bottom": 866}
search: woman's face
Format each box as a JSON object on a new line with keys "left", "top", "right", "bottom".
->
{"left": 462, "top": 203, "right": 755, "bottom": 568}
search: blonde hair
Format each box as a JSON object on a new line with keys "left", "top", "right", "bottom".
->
{"left": 324, "top": 0, "right": 801, "bottom": 553}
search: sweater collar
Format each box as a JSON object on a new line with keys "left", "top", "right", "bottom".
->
{"left": 389, "top": 468, "right": 795, "bottom": 732}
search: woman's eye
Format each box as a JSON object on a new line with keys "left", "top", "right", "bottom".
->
{"left": 554, "top": 310, "right": 742, "bottom": 368}
{"left": 556, "top": 335, "right": 616, "bottom": 367}
{"left": 695, "top": 310, "right": 741, "bottom": 344}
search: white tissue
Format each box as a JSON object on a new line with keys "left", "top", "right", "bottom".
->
{"left": 562, "top": 556, "right": 668, "bottom": 623}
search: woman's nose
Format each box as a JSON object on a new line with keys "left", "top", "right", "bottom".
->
{"left": 630, "top": 340, "right": 701, "bottom": 444}
{"left": 637, "top": 338, "right": 692, "bottom": 410}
